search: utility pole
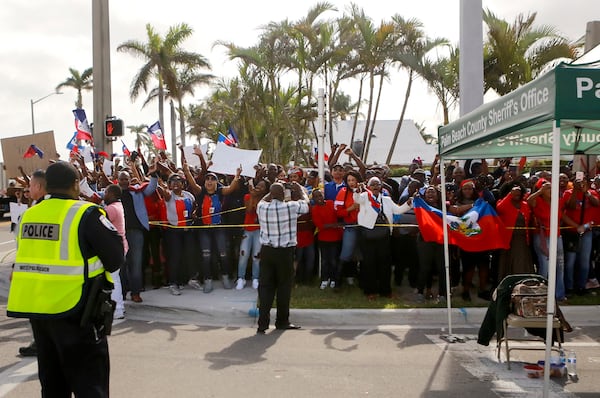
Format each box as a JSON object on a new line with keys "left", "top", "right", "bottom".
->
{"left": 92, "top": 0, "right": 113, "bottom": 153}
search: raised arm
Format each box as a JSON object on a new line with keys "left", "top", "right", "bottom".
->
{"left": 192, "top": 146, "right": 209, "bottom": 174}
{"left": 182, "top": 160, "right": 203, "bottom": 196}
{"left": 222, "top": 166, "right": 243, "bottom": 195}
{"left": 344, "top": 147, "right": 366, "bottom": 178}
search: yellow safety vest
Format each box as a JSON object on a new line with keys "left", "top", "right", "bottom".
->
{"left": 7, "top": 198, "right": 106, "bottom": 319}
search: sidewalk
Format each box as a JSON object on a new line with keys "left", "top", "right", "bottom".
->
{"left": 1, "top": 249, "right": 599, "bottom": 330}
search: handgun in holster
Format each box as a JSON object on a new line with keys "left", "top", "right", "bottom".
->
{"left": 80, "top": 275, "right": 116, "bottom": 336}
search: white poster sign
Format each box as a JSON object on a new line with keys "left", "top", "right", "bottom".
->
{"left": 10, "top": 202, "right": 28, "bottom": 225}
{"left": 209, "top": 142, "right": 262, "bottom": 178}
{"left": 182, "top": 144, "right": 208, "bottom": 168}
{"left": 102, "top": 159, "right": 113, "bottom": 177}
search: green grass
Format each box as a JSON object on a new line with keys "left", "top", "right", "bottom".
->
{"left": 290, "top": 283, "right": 600, "bottom": 309}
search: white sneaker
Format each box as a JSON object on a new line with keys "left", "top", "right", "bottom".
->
{"left": 169, "top": 284, "right": 182, "bottom": 296}
{"left": 114, "top": 311, "right": 125, "bottom": 320}
{"left": 188, "top": 279, "right": 202, "bottom": 290}
{"left": 330, "top": 281, "right": 336, "bottom": 288}
{"left": 235, "top": 278, "right": 246, "bottom": 290}
{"left": 586, "top": 278, "right": 600, "bottom": 289}
{"left": 320, "top": 280, "right": 329, "bottom": 290}
{"left": 252, "top": 279, "right": 259, "bottom": 289}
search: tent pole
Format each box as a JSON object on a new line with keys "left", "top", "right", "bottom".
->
{"left": 543, "top": 120, "right": 561, "bottom": 398}
{"left": 439, "top": 157, "right": 463, "bottom": 343}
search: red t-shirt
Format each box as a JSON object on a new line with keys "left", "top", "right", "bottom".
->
{"left": 311, "top": 200, "right": 343, "bottom": 242}
{"left": 563, "top": 189, "right": 598, "bottom": 231}
{"left": 144, "top": 191, "right": 166, "bottom": 223}
{"left": 242, "top": 193, "right": 259, "bottom": 231}
{"left": 531, "top": 195, "right": 564, "bottom": 237}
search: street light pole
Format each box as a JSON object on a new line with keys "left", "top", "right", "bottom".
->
{"left": 30, "top": 91, "right": 62, "bottom": 134}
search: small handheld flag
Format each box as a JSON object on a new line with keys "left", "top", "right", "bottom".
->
{"left": 66, "top": 131, "right": 78, "bottom": 150}
{"left": 23, "top": 144, "right": 44, "bottom": 159}
{"left": 227, "top": 127, "right": 239, "bottom": 147}
{"left": 148, "top": 121, "right": 167, "bottom": 150}
{"left": 73, "top": 109, "right": 93, "bottom": 141}
{"left": 218, "top": 132, "right": 237, "bottom": 147}
{"left": 121, "top": 140, "right": 131, "bottom": 157}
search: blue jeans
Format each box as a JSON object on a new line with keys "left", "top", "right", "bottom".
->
{"left": 237, "top": 229, "right": 261, "bottom": 280}
{"left": 533, "top": 234, "right": 565, "bottom": 299}
{"left": 124, "top": 228, "right": 145, "bottom": 295}
{"left": 564, "top": 230, "right": 592, "bottom": 291}
{"left": 339, "top": 226, "right": 360, "bottom": 262}
{"left": 199, "top": 228, "right": 230, "bottom": 279}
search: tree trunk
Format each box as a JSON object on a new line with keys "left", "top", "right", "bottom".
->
{"left": 386, "top": 70, "right": 414, "bottom": 165}
{"left": 363, "top": 69, "right": 385, "bottom": 163}
{"left": 349, "top": 77, "right": 364, "bottom": 155}
{"left": 178, "top": 99, "right": 186, "bottom": 148}
{"left": 360, "top": 71, "right": 376, "bottom": 163}
{"left": 170, "top": 100, "right": 177, "bottom": 165}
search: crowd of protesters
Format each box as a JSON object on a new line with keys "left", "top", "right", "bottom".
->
{"left": 11, "top": 143, "right": 600, "bottom": 312}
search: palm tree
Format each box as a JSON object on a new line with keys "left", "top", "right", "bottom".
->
{"left": 117, "top": 23, "right": 210, "bottom": 149}
{"left": 418, "top": 45, "right": 460, "bottom": 126}
{"left": 126, "top": 124, "right": 154, "bottom": 158}
{"left": 56, "top": 67, "right": 93, "bottom": 108}
{"left": 483, "top": 9, "right": 579, "bottom": 95}
{"left": 385, "top": 15, "right": 447, "bottom": 164}
{"left": 143, "top": 66, "right": 214, "bottom": 147}
{"left": 346, "top": 5, "right": 395, "bottom": 162}
{"left": 331, "top": 91, "right": 359, "bottom": 121}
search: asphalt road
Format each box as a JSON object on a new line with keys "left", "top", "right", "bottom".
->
{"left": 1, "top": 219, "right": 600, "bottom": 397}
{"left": 1, "top": 307, "right": 599, "bottom": 398}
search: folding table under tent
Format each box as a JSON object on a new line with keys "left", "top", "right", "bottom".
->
{"left": 437, "top": 61, "right": 600, "bottom": 397}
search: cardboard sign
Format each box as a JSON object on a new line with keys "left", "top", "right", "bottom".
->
{"left": 1, "top": 131, "right": 58, "bottom": 177}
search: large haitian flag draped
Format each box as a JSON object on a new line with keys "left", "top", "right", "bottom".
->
{"left": 413, "top": 196, "right": 509, "bottom": 252}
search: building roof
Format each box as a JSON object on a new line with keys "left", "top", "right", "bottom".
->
{"left": 327, "top": 119, "right": 437, "bottom": 165}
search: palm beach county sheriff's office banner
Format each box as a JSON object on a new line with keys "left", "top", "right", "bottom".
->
{"left": 438, "top": 63, "right": 600, "bottom": 159}
{"left": 1, "top": 131, "right": 58, "bottom": 178}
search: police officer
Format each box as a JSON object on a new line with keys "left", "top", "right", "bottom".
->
{"left": 7, "top": 162, "right": 124, "bottom": 397}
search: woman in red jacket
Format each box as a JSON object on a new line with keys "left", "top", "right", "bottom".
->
{"left": 495, "top": 180, "right": 533, "bottom": 281}
{"left": 335, "top": 170, "right": 363, "bottom": 286}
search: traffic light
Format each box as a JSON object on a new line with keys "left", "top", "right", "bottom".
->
{"left": 104, "top": 118, "right": 123, "bottom": 138}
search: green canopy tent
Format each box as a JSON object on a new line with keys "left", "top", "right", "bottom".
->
{"left": 437, "top": 61, "right": 600, "bottom": 395}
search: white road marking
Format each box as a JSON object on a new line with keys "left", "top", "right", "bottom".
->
{"left": 0, "top": 358, "right": 37, "bottom": 397}
{"left": 426, "top": 334, "right": 578, "bottom": 398}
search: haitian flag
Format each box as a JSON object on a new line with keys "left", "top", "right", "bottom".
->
{"left": 218, "top": 131, "right": 237, "bottom": 147}
{"left": 66, "top": 131, "right": 78, "bottom": 150}
{"left": 73, "top": 109, "right": 93, "bottom": 141}
{"left": 23, "top": 144, "right": 44, "bottom": 159}
{"left": 413, "top": 196, "right": 508, "bottom": 252}
{"left": 227, "top": 127, "right": 239, "bottom": 147}
{"left": 121, "top": 140, "right": 131, "bottom": 157}
{"left": 148, "top": 121, "right": 167, "bottom": 150}
{"left": 314, "top": 147, "right": 329, "bottom": 162}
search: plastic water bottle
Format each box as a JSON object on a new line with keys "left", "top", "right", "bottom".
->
{"left": 567, "top": 350, "right": 577, "bottom": 377}
{"left": 559, "top": 349, "right": 566, "bottom": 366}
